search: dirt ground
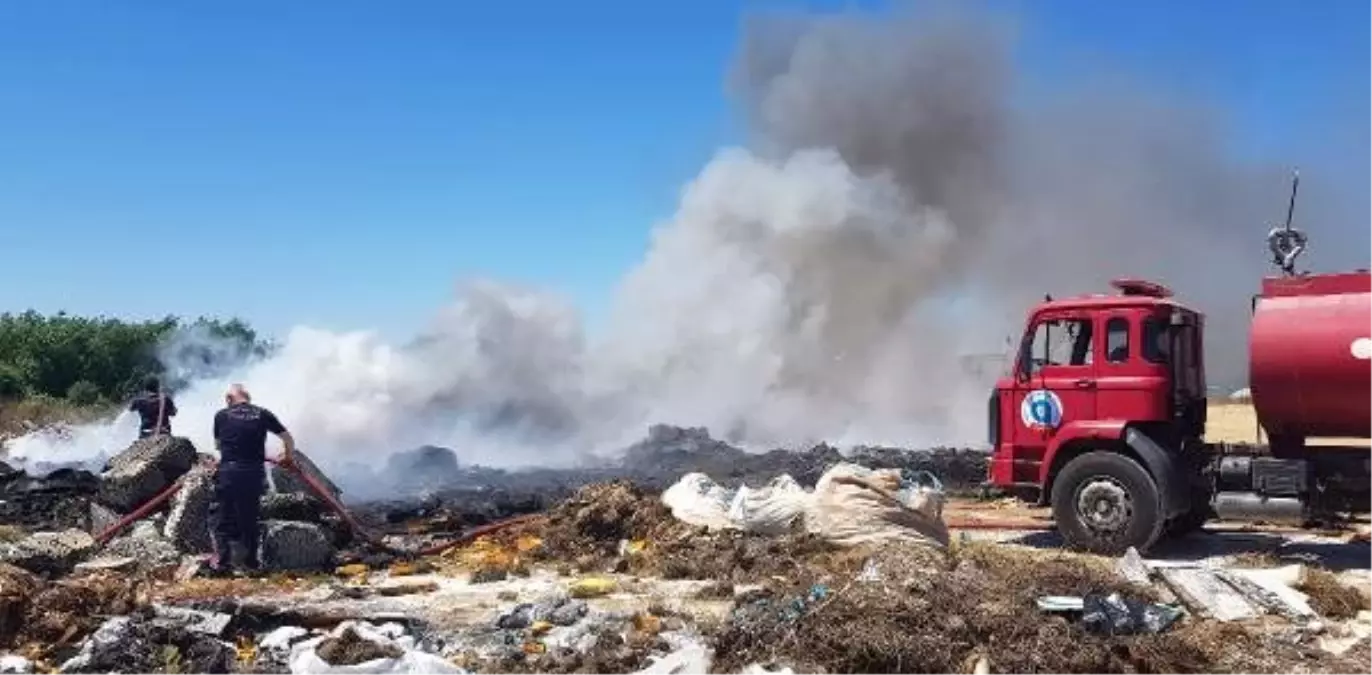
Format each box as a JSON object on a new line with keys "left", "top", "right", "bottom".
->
{"left": 1205, "top": 400, "right": 1370, "bottom": 447}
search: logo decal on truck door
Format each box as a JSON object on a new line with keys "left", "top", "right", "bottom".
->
{"left": 1021, "top": 390, "right": 1064, "bottom": 430}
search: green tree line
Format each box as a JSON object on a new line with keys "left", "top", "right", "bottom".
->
{"left": 0, "top": 311, "right": 268, "bottom": 405}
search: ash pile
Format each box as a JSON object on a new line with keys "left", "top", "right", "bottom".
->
{"left": 353, "top": 424, "right": 992, "bottom": 529}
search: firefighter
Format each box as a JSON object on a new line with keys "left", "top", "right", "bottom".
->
{"left": 129, "top": 376, "right": 177, "bottom": 439}
{"left": 209, "top": 383, "right": 295, "bottom": 575}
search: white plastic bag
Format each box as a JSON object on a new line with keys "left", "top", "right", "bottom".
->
{"left": 727, "top": 475, "right": 811, "bottom": 535}
{"left": 287, "top": 621, "right": 467, "bottom": 674}
{"left": 661, "top": 473, "right": 735, "bottom": 530}
{"left": 805, "top": 462, "right": 948, "bottom": 550}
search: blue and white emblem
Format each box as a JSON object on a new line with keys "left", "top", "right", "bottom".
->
{"left": 1020, "top": 389, "right": 1064, "bottom": 430}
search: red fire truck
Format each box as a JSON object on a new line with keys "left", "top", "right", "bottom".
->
{"left": 986, "top": 176, "right": 1370, "bottom": 554}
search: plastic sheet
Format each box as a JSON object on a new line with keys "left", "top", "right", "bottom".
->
{"left": 727, "top": 475, "right": 810, "bottom": 535}
{"left": 661, "top": 473, "right": 734, "bottom": 530}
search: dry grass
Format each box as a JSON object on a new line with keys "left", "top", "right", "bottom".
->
{"left": 1227, "top": 551, "right": 1284, "bottom": 568}
{"left": 711, "top": 542, "right": 1171, "bottom": 674}
{"left": 1297, "top": 568, "right": 1371, "bottom": 620}
{"left": 0, "top": 398, "right": 113, "bottom": 443}
{"left": 1206, "top": 400, "right": 1369, "bottom": 447}
{"left": 149, "top": 573, "right": 328, "bottom": 603}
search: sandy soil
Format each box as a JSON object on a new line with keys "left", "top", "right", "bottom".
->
{"left": 1205, "top": 400, "right": 1369, "bottom": 447}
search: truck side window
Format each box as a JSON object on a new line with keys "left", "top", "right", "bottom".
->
{"left": 1025, "top": 318, "right": 1093, "bottom": 374}
{"left": 1142, "top": 317, "right": 1170, "bottom": 363}
{"left": 1106, "top": 318, "right": 1129, "bottom": 363}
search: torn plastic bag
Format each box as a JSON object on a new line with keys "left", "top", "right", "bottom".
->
{"left": 1038, "top": 593, "right": 1182, "bottom": 635}
{"left": 728, "top": 475, "right": 811, "bottom": 535}
{"left": 661, "top": 473, "right": 735, "bottom": 530}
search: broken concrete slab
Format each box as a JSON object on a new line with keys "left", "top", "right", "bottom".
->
{"left": 261, "top": 492, "right": 327, "bottom": 522}
{"left": 59, "top": 613, "right": 236, "bottom": 674}
{"left": 87, "top": 502, "right": 119, "bottom": 537}
{"left": 0, "top": 529, "right": 96, "bottom": 576}
{"left": 163, "top": 465, "right": 215, "bottom": 553}
{"left": 151, "top": 604, "right": 233, "bottom": 637}
{"left": 58, "top": 616, "right": 134, "bottom": 673}
{"left": 104, "top": 533, "right": 181, "bottom": 570}
{"left": 97, "top": 436, "right": 197, "bottom": 512}
{"left": 261, "top": 520, "right": 334, "bottom": 571}
{"left": 1220, "top": 566, "right": 1316, "bottom": 620}
{"left": 1158, "top": 567, "right": 1259, "bottom": 622}
{"left": 1115, "top": 547, "right": 1151, "bottom": 586}
{"left": 73, "top": 556, "right": 138, "bottom": 573}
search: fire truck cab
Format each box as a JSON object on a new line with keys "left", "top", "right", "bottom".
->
{"left": 987, "top": 278, "right": 1209, "bottom": 553}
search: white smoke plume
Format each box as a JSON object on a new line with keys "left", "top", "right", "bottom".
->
{"left": 5, "top": 6, "right": 1364, "bottom": 492}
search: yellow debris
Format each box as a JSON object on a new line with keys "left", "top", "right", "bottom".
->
{"left": 568, "top": 577, "right": 616, "bottom": 598}
{"left": 529, "top": 620, "right": 554, "bottom": 636}
{"left": 235, "top": 636, "right": 257, "bottom": 665}
{"left": 335, "top": 563, "right": 368, "bottom": 577}
{"left": 522, "top": 641, "right": 547, "bottom": 655}
{"left": 515, "top": 534, "right": 544, "bottom": 552}
{"left": 389, "top": 560, "right": 432, "bottom": 576}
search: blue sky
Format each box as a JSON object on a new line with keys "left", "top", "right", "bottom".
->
{"left": 0, "top": 0, "right": 1366, "bottom": 341}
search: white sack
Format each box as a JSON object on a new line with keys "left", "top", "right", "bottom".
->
{"left": 805, "top": 462, "right": 948, "bottom": 550}
{"left": 661, "top": 473, "right": 735, "bottom": 530}
{"left": 727, "top": 475, "right": 812, "bottom": 535}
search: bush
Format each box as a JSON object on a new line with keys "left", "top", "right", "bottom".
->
{"left": 0, "top": 311, "right": 266, "bottom": 404}
{"left": 0, "top": 364, "right": 25, "bottom": 399}
{"left": 65, "top": 380, "right": 101, "bottom": 406}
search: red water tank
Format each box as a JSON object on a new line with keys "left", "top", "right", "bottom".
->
{"left": 1249, "top": 270, "right": 1371, "bottom": 441}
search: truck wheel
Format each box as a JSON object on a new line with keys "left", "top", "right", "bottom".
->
{"left": 1165, "top": 508, "right": 1209, "bottom": 538}
{"left": 1051, "top": 451, "right": 1164, "bottom": 556}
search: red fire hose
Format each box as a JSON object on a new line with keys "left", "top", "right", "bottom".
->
{"left": 94, "top": 478, "right": 186, "bottom": 545}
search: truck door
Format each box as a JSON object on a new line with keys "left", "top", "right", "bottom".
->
{"left": 1011, "top": 313, "right": 1099, "bottom": 457}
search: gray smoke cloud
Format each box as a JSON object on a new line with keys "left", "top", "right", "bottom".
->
{"left": 7, "top": 4, "right": 1363, "bottom": 492}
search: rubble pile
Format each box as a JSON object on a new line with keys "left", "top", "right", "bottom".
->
{"left": 0, "top": 436, "right": 350, "bottom": 582}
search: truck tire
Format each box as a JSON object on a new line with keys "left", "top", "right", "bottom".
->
{"left": 1164, "top": 508, "right": 1210, "bottom": 538}
{"left": 1051, "top": 451, "right": 1164, "bottom": 556}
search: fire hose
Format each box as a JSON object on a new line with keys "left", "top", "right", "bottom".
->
{"left": 93, "top": 456, "right": 536, "bottom": 559}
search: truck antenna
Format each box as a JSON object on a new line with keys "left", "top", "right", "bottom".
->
{"left": 1267, "top": 169, "right": 1307, "bottom": 275}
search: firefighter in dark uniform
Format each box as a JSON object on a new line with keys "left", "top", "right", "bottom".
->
{"left": 129, "top": 376, "right": 177, "bottom": 438}
{"left": 210, "top": 384, "right": 295, "bottom": 575}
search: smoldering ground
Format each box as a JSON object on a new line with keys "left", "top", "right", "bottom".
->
{"left": 4, "top": 5, "right": 1365, "bottom": 496}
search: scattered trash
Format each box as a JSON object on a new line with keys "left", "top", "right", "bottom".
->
{"left": 1080, "top": 593, "right": 1183, "bottom": 635}
{"left": 288, "top": 620, "right": 466, "bottom": 674}
{"left": 568, "top": 577, "right": 616, "bottom": 599}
